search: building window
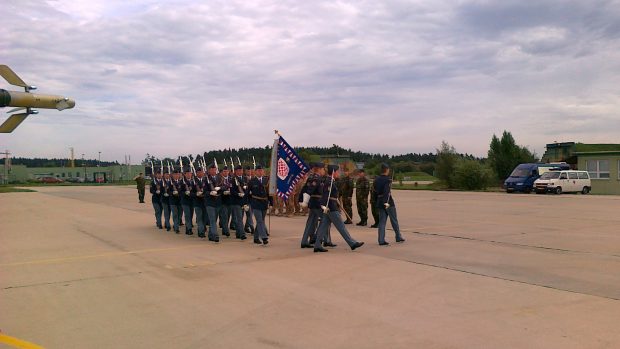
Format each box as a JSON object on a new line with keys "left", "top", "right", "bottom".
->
{"left": 61, "top": 173, "right": 65, "bottom": 177}
{"left": 587, "top": 160, "right": 610, "bottom": 179}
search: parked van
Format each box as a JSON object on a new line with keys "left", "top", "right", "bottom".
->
{"left": 504, "top": 163, "right": 570, "bottom": 193}
{"left": 534, "top": 170, "right": 591, "bottom": 194}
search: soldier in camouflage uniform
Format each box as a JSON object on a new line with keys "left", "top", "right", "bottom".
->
{"left": 369, "top": 175, "right": 379, "bottom": 228}
{"left": 355, "top": 169, "right": 370, "bottom": 226}
{"left": 339, "top": 167, "right": 354, "bottom": 224}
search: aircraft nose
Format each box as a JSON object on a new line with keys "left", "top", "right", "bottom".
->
{"left": 56, "top": 97, "right": 76, "bottom": 110}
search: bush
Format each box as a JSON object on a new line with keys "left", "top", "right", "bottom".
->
{"left": 451, "top": 159, "right": 493, "bottom": 190}
{"left": 436, "top": 141, "right": 459, "bottom": 188}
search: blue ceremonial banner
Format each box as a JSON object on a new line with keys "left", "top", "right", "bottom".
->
{"left": 275, "top": 136, "right": 309, "bottom": 200}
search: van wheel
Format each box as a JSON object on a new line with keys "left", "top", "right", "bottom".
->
{"left": 555, "top": 187, "right": 562, "bottom": 195}
{"left": 581, "top": 187, "right": 590, "bottom": 194}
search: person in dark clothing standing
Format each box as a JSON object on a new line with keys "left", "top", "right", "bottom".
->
{"left": 374, "top": 163, "right": 405, "bottom": 246}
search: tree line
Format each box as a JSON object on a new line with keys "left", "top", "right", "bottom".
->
{"left": 0, "top": 157, "right": 119, "bottom": 167}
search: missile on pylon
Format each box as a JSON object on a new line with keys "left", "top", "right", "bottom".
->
{"left": 0, "top": 64, "right": 75, "bottom": 133}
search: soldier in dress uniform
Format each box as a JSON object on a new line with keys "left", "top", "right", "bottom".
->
{"left": 169, "top": 169, "right": 183, "bottom": 233}
{"left": 230, "top": 165, "right": 248, "bottom": 240}
{"left": 219, "top": 166, "right": 233, "bottom": 237}
{"left": 243, "top": 166, "right": 255, "bottom": 235}
{"left": 206, "top": 164, "right": 224, "bottom": 242}
{"left": 161, "top": 170, "right": 172, "bottom": 231}
{"left": 193, "top": 167, "right": 208, "bottom": 238}
{"left": 374, "top": 163, "right": 405, "bottom": 245}
{"left": 312, "top": 165, "right": 364, "bottom": 253}
{"left": 248, "top": 165, "right": 272, "bottom": 245}
{"left": 355, "top": 169, "right": 370, "bottom": 226}
{"left": 300, "top": 162, "right": 322, "bottom": 248}
{"left": 180, "top": 168, "right": 195, "bottom": 235}
{"left": 150, "top": 170, "right": 164, "bottom": 229}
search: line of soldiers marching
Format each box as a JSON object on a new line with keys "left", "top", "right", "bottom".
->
{"left": 147, "top": 164, "right": 273, "bottom": 244}
{"left": 137, "top": 161, "right": 404, "bottom": 250}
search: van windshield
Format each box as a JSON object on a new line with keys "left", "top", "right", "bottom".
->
{"left": 539, "top": 172, "right": 560, "bottom": 180}
{"left": 509, "top": 166, "right": 532, "bottom": 178}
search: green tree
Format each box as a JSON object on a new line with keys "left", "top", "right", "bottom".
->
{"left": 488, "top": 131, "right": 536, "bottom": 180}
{"left": 451, "top": 159, "right": 493, "bottom": 190}
{"left": 436, "top": 141, "right": 459, "bottom": 188}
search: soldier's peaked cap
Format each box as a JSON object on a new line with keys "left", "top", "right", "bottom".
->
{"left": 196, "top": 167, "right": 204, "bottom": 172}
{"left": 208, "top": 164, "right": 217, "bottom": 169}
{"left": 381, "top": 163, "right": 390, "bottom": 171}
{"left": 327, "top": 164, "right": 339, "bottom": 175}
{"left": 255, "top": 164, "right": 264, "bottom": 170}
{"left": 235, "top": 165, "right": 243, "bottom": 170}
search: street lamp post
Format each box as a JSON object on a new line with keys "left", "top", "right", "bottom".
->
{"left": 98, "top": 152, "right": 101, "bottom": 167}
{"left": 82, "top": 154, "right": 86, "bottom": 180}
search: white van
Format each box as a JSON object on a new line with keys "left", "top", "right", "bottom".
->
{"left": 534, "top": 170, "right": 591, "bottom": 194}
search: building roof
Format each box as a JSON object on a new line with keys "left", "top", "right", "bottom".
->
{"left": 574, "top": 143, "right": 620, "bottom": 152}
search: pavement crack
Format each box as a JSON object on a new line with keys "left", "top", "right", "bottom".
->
{"left": 2, "top": 271, "right": 142, "bottom": 290}
{"left": 402, "top": 230, "right": 620, "bottom": 259}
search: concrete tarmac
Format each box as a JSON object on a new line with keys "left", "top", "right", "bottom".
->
{"left": 1, "top": 186, "right": 620, "bottom": 348}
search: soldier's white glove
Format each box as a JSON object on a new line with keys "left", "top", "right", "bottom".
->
{"left": 210, "top": 190, "right": 218, "bottom": 196}
{"left": 384, "top": 203, "right": 390, "bottom": 209}
{"left": 214, "top": 186, "right": 221, "bottom": 191}
{"left": 164, "top": 193, "right": 169, "bottom": 197}
{"left": 321, "top": 205, "right": 329, "bottom": 214}
{"left": 243, "top": 204, "right": 250, "bottom": 212}
{"left": 197, "top": 191, "right": 203, "bottom": 197}
{"left": 156, "top": 190, "right": 160, "bottom": 195}
{"left": 301, "top": 193, "right": 310, "bottom": 207}
{"left": 185, "top": 190, "right": 190, "bottom": 196}
{"left": 173, "top": 190, "right": 178, "bottom": 196}
{"left": 243, "top": 185, "right": 248, "bottom": 190}
{"left": 238, "top": 193, "right": 245, "bottom": 198}
{"left": 224, "top": 190, "right": 230, "bottom": 195}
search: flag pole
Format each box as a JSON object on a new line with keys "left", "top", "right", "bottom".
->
{"left": 268, "top": 130, "right": 280, "bottom": 237}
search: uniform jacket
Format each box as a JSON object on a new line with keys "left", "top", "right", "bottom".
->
{"left": 249, "top": 176, "right": 271, "bottom": 211}
{"left": 150, "top": 178, "right": 164, "bottom": 203}
{"left": 168, "top": 178, "right": 183, "bottom": 205}
{"left": 205, "top": 174, "right": 223, "bottom": 207}
{"left": 373, "top": 175, "right": 395, "bottom": 208}
{"left": 180, "top": 177, "right": 195, "bottom": 206}
{"left": 355, "top": 176, "right": 370, "bottom": 199}
{"left": 230, "top": 175, "right": 248, "bottom": 206}
{"left": 321, "top": 176, "right": 340, "bottom": 212}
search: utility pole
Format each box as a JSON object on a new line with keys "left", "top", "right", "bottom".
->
{"left": 1, "top": 150, "right": 10, "bottom": 184}
{"left": 70, "top": 147, "right": 75, "bottom": 168}
{"left": 98, "top": 151, "right": 101, "bottom": 167}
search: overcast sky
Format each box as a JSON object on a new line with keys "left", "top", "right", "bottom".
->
{"left": 1, "top": 0, "right": 620, "bottom": 162}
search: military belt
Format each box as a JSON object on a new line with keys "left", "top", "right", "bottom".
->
{"left": 253, "top": 196, "right": 268, "bottom": 201}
